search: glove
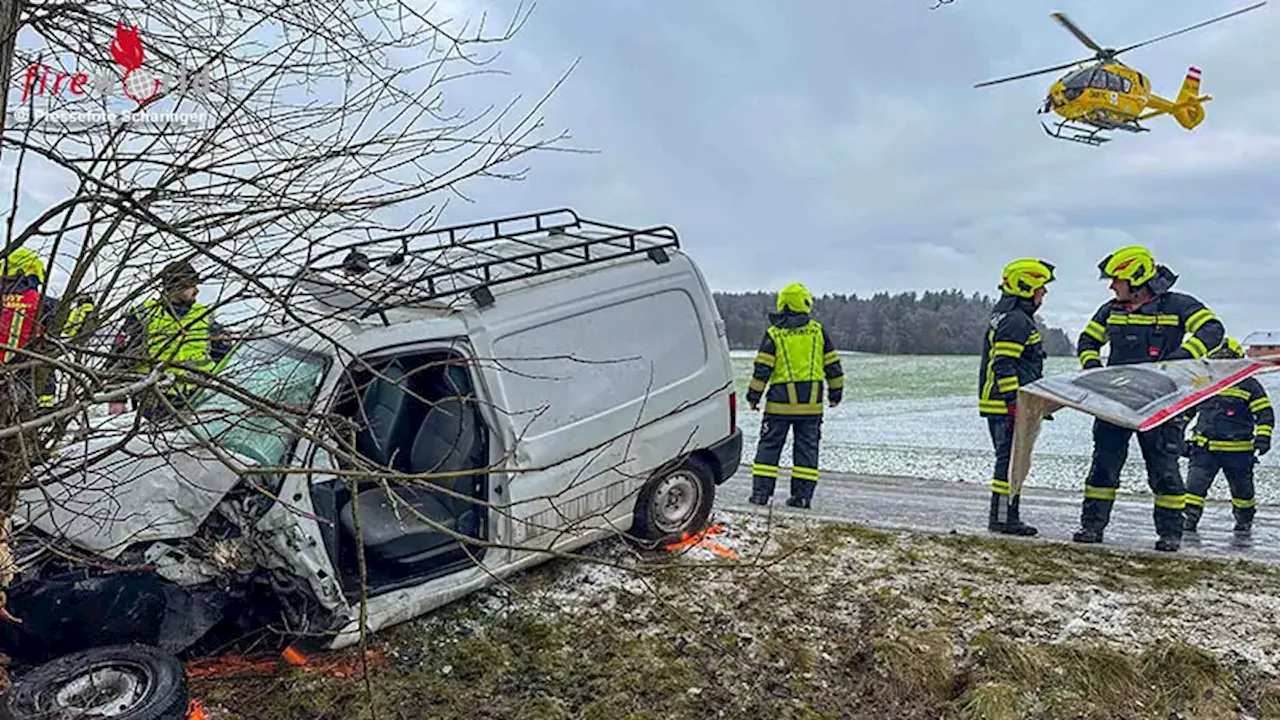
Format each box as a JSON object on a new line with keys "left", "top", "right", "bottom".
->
{"left": 1258, "top": 437, "right": 1271, "bottom": 457}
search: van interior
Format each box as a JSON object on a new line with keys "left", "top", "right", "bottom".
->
{"left": 311, "top": 349, "right": 490, "bottom": 597}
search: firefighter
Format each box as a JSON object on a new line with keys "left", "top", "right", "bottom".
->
{"left": 112, "top": 259, "right": 223, "bottom": 417}
{"left": 1180, "top": 337, "right": 1272, "bottom": 538}
{"left": 0, "top": 247, "right": 57, "bottom": 410}
{"left": 978, "top": 258, "right": 1056, "bottom": 536}
{"left": 745, "top": 283, "right": 844, "bottom": 509}
{"left": 1074, "top": 245, "right": 1225, "bottom": 552}
{"left": 63, "top": 293, "right": 98, "bottom": 338}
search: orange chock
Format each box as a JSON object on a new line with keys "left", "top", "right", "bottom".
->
{"left": 281, "top": 646, "right": 309, "bottom": 666}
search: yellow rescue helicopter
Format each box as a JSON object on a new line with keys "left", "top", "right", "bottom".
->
{"left": 974, "top": 2, "right": 1267, "bottom": 146}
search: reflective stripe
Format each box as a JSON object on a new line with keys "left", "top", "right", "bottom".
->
{"left": 1233, "top": 497, "right": 1257, "bottom": 509}
{"left": 1155, "top": 494, "right": 1186, "bottom": 510}
{"left": 991, "top": 479, "right": 1011, "bottom": 496}
{"left": 38, "top": 394, "right": 54, "bottom": 408}
{"left": 748, "top": 378, "right": 766, "bottom": 392}
{"left": 792, "top": 466, "right": 820, "bottom": 481}
{"left": 1258, "top": 425, "right": 1273, "bottom": 437}
{"left": 763, "top": 401, "right": 824, "bottom": 416}
{"left": 1079, "top": 349, "right": 1101, "bottom": 367}
{"left": 1084, "top": 485, "right": 1117, "bottom": 501}
{"left": 1184, "top": 494, "right": 1206, "bottom": 507}
{"left": 996, "top": 376, "right": 1019, "bottom": 393}
{"left": 755, "top": 351, "right": 776, "bottom": 367}
{"left": 752, "top": 463, "right": 779, "bottom": 478}
{"left": 1157, "top": 314, "right": 1181, "bottom": 326}
{"left": 1028, "top": 332, "right": 1043, "bottom": 344}
{"left": 1109, "top": 313, "right": 1156, "bottom": 325}
{"left": 822, "top": 350, "right": 839, "bottom": 364}
{"left": 992, "top": 341, "right": 1024, "bottom": 358}
{"left": 1186, "top": 308, "right": 1214, "bottom": 333}
{"left": 828, "top": 376, "right": 844, "bottom": 390}
{"left": 1191, "top": 434, "right": 1254, "bottom": 452}
{"left": 1251, "top": 397, "right": 1272, "bottom": 413}
{"left": 1219, "top": 388, "right": 1252, "bottom": 401}
{"left": 1083, "top": 321, "right": 1106, "bottom": 342}
{"left": 979, "top": 399, "right": 1009, "bottom": 414}
{"left": 1182, "top": 336, "right": 1208, "bottom": 358}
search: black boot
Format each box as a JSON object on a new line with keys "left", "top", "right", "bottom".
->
{"left": 989, "top": 493, "right": 1037, "bottom": 536}
{"left": 1183, "top": 505, "right": 1203, "bottom": 533}
{"left": 748, "top": 475, "right": 775, "bottom": 506}
{"left": 1072, "top": 527, "right": 1104, "bottom": 544}
{"left": 785, "top": 495, "right": 810, "bottom": 509}
{"left": 1155, "top": 535, "right": 1181, "bottom": 552}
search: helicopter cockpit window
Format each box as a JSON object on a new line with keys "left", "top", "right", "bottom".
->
{"left": 1063, "top": 69, "right": 1092, "bottom": 90}
{"left": 1091, "top": 71, "right": 1110, "bottom": 89}
{"left": 1122, "top": 77, "right": 1132, "bottom": 93}
{"left": 1106, "top": 73, "right": 1124, "bottom": 91}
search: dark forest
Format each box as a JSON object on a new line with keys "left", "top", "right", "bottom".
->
{"left": 714, "top": 290, "right": 1075, "bottom": 356}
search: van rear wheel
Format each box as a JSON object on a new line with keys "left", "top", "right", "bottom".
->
{"left": 5, "top": 644, "right": 189, "bottom": 720}
{"left": 632, "top": 455, "right": 715, "bottom": 546}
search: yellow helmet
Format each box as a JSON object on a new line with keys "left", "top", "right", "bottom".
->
{"left": 776, "top": 283, "right": 813, "bottom": 313}
{"left": 1000, "top": 258, "right": 1056, "bottom": 298}
{"left": 2, "top": 247, "right": 45, "bottom": 283}
{"left": 1097, "top": 245, "right": 1156, "bottom": 287}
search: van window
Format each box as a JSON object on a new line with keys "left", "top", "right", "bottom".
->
{"left": 492, "top": 289, "right": 707, "bottom": 438}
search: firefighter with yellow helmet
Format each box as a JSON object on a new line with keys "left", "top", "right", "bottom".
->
{"left": 1179, "top": 336, "right": 1272, "bottom": 539}
{"left": 745, "top": 283, "right": 844, "bottom": 509}
{"left": 1, "top": 246, "right": 58, "bottom": 409}
{"left": 978, "top": 258, "right": 1055, "bottom": 536}
{"left": 1074, "top": 245, "right": 1225, "bottom": 552}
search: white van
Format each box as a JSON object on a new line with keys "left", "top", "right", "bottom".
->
{"left": 4, "top": 209, "right": 742, "bottom": 718}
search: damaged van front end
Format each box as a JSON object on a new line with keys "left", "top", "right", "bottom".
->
{"left": 2, "top": 423, "right": 342, "bottom": 670}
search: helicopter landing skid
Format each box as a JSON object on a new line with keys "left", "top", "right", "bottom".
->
{"left": 1041, "top": 120, "right": 1110, "bottom": 146}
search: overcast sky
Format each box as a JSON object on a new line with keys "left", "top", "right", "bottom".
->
{"left": 423, "top": 0, "right": 1280, "bottom": 337}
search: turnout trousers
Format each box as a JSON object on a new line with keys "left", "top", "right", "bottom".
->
{"left": 750, "top": 414, "right": 822, "bottom": 502}
{"left": 1184, "top": 447, "right": 1256, "bottom": 528}
{"left": 987, "top": 416, "right": 1029, "bottom": 527}
{"left": 1080, "top": 419, "right": 1186, "bottom": 539}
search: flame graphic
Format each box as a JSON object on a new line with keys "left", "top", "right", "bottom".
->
{"left": 110, "top": 20, "right": 144, "bottom": 71}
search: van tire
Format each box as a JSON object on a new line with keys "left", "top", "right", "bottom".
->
{"left": 632, "top": 455, "right": 716, "bottom": 546}
{"left": 5, "top": 644, "right": 189, "bottom": 720}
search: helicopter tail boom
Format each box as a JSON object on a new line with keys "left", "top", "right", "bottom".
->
{"left": 1144, "top": 67, "right": 1211, "bottom": 130}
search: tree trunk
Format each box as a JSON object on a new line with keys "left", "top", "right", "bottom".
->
{"left": 0, "top": 0, "right": 23, "bottom": 126}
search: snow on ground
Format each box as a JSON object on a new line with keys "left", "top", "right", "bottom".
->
{"left": 451, "top": 508, "right": 1280, "bottom": 680}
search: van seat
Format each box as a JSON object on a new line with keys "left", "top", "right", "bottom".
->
{"left": 354, "top": 361, "right": 423, "bottom": 470}
{"left": 338, "top": 485, "right": 476, "bottom": 565}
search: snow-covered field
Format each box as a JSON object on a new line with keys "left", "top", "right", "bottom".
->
{"left": 732, "top": 353, "right": 1280, "bottom": 504}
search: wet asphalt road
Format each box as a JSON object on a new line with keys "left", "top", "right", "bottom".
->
{"left": 714, "top": 466, "right": 1280, "bottom": 565}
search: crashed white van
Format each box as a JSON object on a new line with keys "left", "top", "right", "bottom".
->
{"left": 2, "top": 209, "right": 742, "bottom": 718}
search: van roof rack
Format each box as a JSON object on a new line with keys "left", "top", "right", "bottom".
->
{"left": 301, "top": 208, "right": 681, "bottom": 322}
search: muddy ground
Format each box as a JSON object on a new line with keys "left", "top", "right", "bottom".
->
{"left": 194, "top": 509, "right": 1280, "bottom": 719}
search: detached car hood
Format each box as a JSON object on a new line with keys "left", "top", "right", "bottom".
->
{"left": 17, "top": 424, "right": 252, "bottom": 560}
{"left": 1008, "top": 358, "right": 1279, "bottom": 495}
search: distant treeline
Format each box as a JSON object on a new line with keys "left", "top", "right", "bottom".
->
{"left": 713, "top": 290, "right": 1075, "bottom": 356}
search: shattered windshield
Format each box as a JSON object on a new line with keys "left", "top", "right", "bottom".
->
{"left": 188, "top": 338, "right": 328, "bottom": 467}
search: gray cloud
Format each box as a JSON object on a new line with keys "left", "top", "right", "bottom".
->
{"left": 435, "top": 0, "right": 1280, "bottom": 341}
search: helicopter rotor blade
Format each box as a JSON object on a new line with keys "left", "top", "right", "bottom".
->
{"left": 1051, "top": 12, "right": 1104, "bottom": 53}
{"left": 973, "top": 57, "right": 1092, "bottom": 88}
{"left": 1115, "top": 1, "right": 1267, "bottom": 55}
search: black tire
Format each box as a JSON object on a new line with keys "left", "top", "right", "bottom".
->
{"left": 5, "top": 644, "right": 188, "bottom": 720}
{"left": 632, "top": 454, "right": 716, "bottom": 546}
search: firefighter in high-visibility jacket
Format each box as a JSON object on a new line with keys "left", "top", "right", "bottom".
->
{"left": 112, "top": 260, "right": 223, "bottom": 416}
{"left": 1179, "top": 337, "right": 1272, "bottom": 538}
{"left": 1074, "top": 245, "right": 1226, "bottom": 552}
{"left": 745, "top": 283, "right": 844, "bottom": 509}
{"left": 1, "top": 247, "right": 58, "bottom": 410}
{"left": 978, "top": 258, "right": 1056, "bottom": 536}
